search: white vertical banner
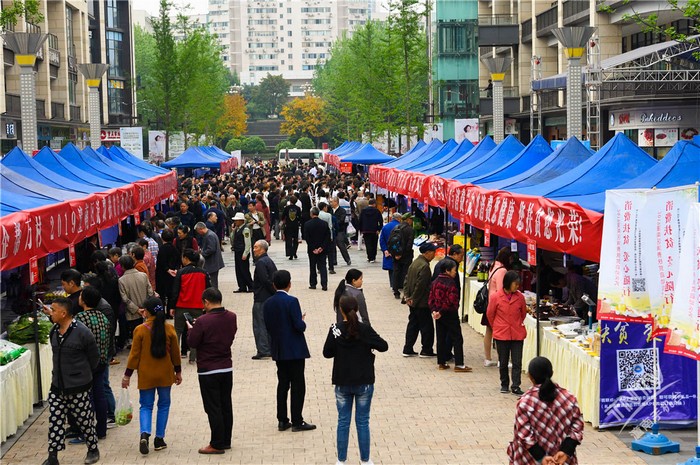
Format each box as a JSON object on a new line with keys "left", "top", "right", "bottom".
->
{"left": 230, "top": 149, "right": 242, "bottom": 169}
{"left": 168, "top": 132, "right": 186, "bottom": 158}
{"left": 148, "top": 130, "right": 166, "bottom": 163}
{"left": 664, "top": 203, "right": 700, "bottom": 359}
{"left": 119, "top": 127, "right": 143, "bottom": 159}
{"left": 597, "top": 185, "right": 698, "bottom": 323}
{"left": 454, "top": 118, "right": 479, "bottom": 144}
{"left": 423, "top": 123, "right": 443, "bottom": 142}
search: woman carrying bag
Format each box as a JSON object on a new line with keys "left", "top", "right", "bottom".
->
{"left": 122, "top": 297, "right": 182, "bottom": 455}
{"left": 323, "top": 296, "right": 388, "bottom": 465}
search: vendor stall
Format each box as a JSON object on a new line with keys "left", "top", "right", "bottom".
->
{"left": 0, "top": 349, "right": 33, "bottom": 442}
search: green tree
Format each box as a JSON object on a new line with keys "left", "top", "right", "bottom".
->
{"left": 0, "top": 0, "right": 43, "bottom": 27}
{"left": 240, "top": 136, "right": 266, "bottom": 154}
{"left": 275, "top": 140, "right": 294, "bottom": 152}
{"left": 225, "top": 138, "right": 242, "bottom": 152}
{"left": 295, "top": 137, "right": 315, "bottom": 149}
{"left": 253, "top": 74, "right": 290, "bottom": 116}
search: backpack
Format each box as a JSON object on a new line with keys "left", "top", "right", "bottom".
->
{"left": 387, "top": 226, "right": 403, "bottom": 258}
{"left": 473, "top": 266, "right": 504, "bottom": 314}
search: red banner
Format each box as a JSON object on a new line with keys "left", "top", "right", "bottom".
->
{"left": 29, "top": 257, "right": 38, "bottom": 284}
{"left": 527, "top": 239, "right": 537, "bottom": 265}
{"left": 484, "top": 225, "right": 491, "bottom": 247}
{"left": 445, "top": 182, "right": 604, "bottom": 262}
{"left": 0, "top": 171, "right": 177, "bottom": 271}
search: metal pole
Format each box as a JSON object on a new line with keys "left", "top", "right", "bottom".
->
{"left": 32, "top": 292, "right": 43, "bottom": 406}
{"left": 444, "top": 206, "right": 449, "bottom": 255}
{"left": 461, "top": 222, "right": 468, "bottom": 322}
{"left": 535, "top": 248, "right": 541, "bottom": 356}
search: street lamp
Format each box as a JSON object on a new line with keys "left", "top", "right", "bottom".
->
{"left": 481, "top": 56, "right": 513, "bottom": 143}
{"left": 2, "top": 31, "right": 47, "bottom": 153}
{"left": 78, "top": 63, "right": 109, "bottom": 148}
{"left": 552, "top": 26, "right": 596, "bottom": 141}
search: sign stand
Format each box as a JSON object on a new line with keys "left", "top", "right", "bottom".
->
{"left": 631, "top": 336, "right": 680, "bottom": 455}
{"left": 679, "top": 360, "right": 700, "bottom": 464}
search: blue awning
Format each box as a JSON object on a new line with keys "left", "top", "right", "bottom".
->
{"left": 452, "top": 135, "right": 525, "bottom": 182}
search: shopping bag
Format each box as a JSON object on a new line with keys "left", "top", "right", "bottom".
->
{"left": 115, "top": 388, "right": 133, "bottom": 426}
{"left": 346, "top": 222, "right": 356, "bottom": 236}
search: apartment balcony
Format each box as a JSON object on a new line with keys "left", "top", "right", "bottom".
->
{"left": 37, "top": 99, "right": 46, "bottom": 119}
{"left": 478, "top": 14, "right": 519, "bottom": 47}
{"left": 5, "top": 94, "right": 21, "bottom": 116}
{"left": 563, "top": 0, "right": 590, "bottom": 25}
{"left": 70, "top": 105, "right": 81, "bottom": 122}
{"left": 522, "top": 18, "right": 532, "bottom": 43}
{"left": 535, "top": 6, "right": 558, "bottom": 38}
{"left": 52, "top": 102, "right": 65, "bottom": 120}
{"left": 479, "top": 87, "right": 521, "bottom": 115}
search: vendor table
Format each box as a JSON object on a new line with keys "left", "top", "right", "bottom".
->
{"left": 464, "top": 277, "right": 486, "bottom": 336}
{"left": 0, "top": 350, "right": 34, "bottom": 442}
{"left": 22, "top": 343, "right": 52, "bottom": 403}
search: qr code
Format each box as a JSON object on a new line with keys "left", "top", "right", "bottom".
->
{"left": 632, "top": 278, "right": 646, "bottom": 292}
{"left": 617, "top": 348, "right": 659, "bottom": 391}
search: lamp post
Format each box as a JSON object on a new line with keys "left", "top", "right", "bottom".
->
{"left": 2, "top": 31, "right": 48, "bottom": 153}
{"left": 552, "top": 27, "right": 596, "bottom": 141}
{"left": 481, "top": 56, "right": 513, "bottom": 143}
{"left": 78, "top": 63, "right": 109, "bottom": 147}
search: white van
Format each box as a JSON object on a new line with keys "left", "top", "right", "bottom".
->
{"left": 278, "top": 148, "right": 328, "bottom": 166}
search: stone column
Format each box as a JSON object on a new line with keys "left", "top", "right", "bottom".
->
{"left": 552, "top": 27, "right": 596, "bottom": 140}
{"left": 2, "top": 32, "right": 48, "bottom": 153}
{"left": 481, "top": 56, "right": 513, "bottom": 143}
{"left": 78, "top": 64, "right": 109, "bottom": 147}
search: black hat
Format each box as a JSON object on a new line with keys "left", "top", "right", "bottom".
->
{"left": 419, "top": 242, "right": 437, "bottom": 253}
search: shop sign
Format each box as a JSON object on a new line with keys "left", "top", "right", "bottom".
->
{"left": 609, "top": 107, "right": 698, "bottom": 130}
{"left": 4, "top": 120, "right": 17, "bottom": 139}
{"left": 100, "top": 129, "right": 121, "bottom": 141}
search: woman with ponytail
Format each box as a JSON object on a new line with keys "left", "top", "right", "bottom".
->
{"left": 507, "top": 357, "right": 584, "bottom": 465}
{"left": 323, "top": 296, "right": 388, "bottom": 465}
{"left": 122, "top": 297, "right": 182, "bottom": 455}
{"left": 333, "top": 269, "right": 371, "bottom": 326}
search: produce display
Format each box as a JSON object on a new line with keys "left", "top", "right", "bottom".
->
{"left": 0, "top": 339, "right": 28, "bottom": 366}
{"left": 8, "top": 314, "right": 53, "bottom": 345}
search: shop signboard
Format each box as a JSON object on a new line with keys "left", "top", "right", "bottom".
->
{"left": 454, "top": 118, "right": 479, "bottom": 144}
{"left": 597, "top": 185, "right": 698, "bottom": 324}
{"left": 120, "top": 127, "right": 143, "bottom": 159}
{"left": 599, "top": 319, "right": 697, "bottom": 428}
{"left": 653, "top": 128, "right": 678, "bottom": 147}
{"left": 609, "top": 107, "right": 698, "bottom": 130}
{"left": 100, "top": 129, "right": 120, "bottom": 142}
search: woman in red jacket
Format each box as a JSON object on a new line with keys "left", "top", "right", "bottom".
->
{"left": 487, "top": 270, "right": 527, "bottom": 395}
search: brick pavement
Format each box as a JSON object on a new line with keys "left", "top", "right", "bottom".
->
{"left": 3, "top": 240, "right": 645, "bottom": 464}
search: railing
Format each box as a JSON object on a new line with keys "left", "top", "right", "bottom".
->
{"left": 536, "top": 6, "right": 558, "bottom": 37}
{"left": 522, "top": 18, "right": 532, "bottom": 42}
{"left": 36, "top": 99, "right": 46, "bottom": 119}
{"left": 25, "top": 21, "right": 41, "bottom": 33}
{"left": 51, "top": 102, "right": 65, "bottom": 119}
{"left": 5, "top": 94, "right": 21, "bottom": 116}
{"left": 563, "top": 0, "right": 590, "bottom": 22}
{"left": 48, "top": 33, "right": 60, "bottom": 67}
{"left": 70, "top": 105, "right": 81, "bottom": 122}
{"left": 478, "top": 14, "right": 518, "bottom": 26}
{"left": 479, "top": 86, "right": 520, "bottom": 98}
{"left": 2, "top": 21, "right": 15, "bottom": 32}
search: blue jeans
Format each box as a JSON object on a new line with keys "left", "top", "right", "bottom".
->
{"left": 139, "top": 386, "right": 171, "bottom": 438}
{"left": 335, "top": 384, "right": 374, "bottom": 462}
{"left": 104, "top": 366, "right": 115, "bottom": 420}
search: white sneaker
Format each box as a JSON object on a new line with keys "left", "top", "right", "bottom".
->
{"left": 336, "top": 461, "right": 346, "bottom": 465}
{"left": 484, "top": 359, "right": 498, "bottom": 367}
{"left": 496, "top": 361, "right": 513, "bottom": 368}
{"left": 360, "top": 461, "right": 374, "bottom": 465}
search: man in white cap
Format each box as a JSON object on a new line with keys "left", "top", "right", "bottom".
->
{"left": 230, "top": 212, "right": 253, "bottom": 293}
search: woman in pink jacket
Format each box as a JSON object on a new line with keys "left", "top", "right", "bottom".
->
{"left": 483, "top": 247, "right": 512, "bottom": 367}
{"left": 487, "top": 270, "right": 527, "bottom": 396}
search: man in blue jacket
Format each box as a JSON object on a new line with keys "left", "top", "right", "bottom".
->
{"left": 379, "top": 212, "right": 402, "bottom": 294}
{"left": 263, "top": 270, "right": 316, "bottom": 433}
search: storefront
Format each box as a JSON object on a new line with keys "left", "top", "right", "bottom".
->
{"left": 608, "top": 106, "right": 700, "bottom": 159}
{"left": 1, "top": 117, "right": 19, "bottom": 153}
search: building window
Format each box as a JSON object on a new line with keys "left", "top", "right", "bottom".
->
{"left": 108, "top": 79, "right": 125, "bottom": 114}
{"left": 437, "top": 21, "right": 477, "bottom": 56}
{"left": 66, "top": 7, "right": 74, "bottom": 56}
{"left": 68, "top": 72, "right": 77, "bottom": 105}
{"left": 106, "top": 31, "right": 123, "bottom": 77}
{"left": 106, "top": 0, "right": 119, "bottom": 28}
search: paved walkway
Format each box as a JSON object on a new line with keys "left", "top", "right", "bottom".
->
{"left": 4, "top": 240, "right": 645, "bottom": 464}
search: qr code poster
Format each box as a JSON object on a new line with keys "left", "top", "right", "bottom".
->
{"left": 617, "top": 348, "right": 660, "bottom": 391}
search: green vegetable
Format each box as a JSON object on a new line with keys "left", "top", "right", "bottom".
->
{"left": 8, "top": 314, "right": 53, "bottom": 345}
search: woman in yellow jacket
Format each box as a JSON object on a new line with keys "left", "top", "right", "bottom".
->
{"left": 122, "top": 297, "right": 182, "bottom": 455}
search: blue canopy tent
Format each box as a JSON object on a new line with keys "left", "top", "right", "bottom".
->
{"left": 340, "top": 144, "right": 395, "bottom": 164}
{"left": 161, "top": 146, "right": 225, "bottom": 169}
{"left": 105, "top": 145, "right": 169, "bottom": 175}
{"left": 59, "top": 143, "right": 142, "bottom": 183}
{"left": 514, "top": 132, "right": 657, "bottom": 198}
{"left": 330, "top": 141, "right": 362, "bottom": 156}
{"left": 82, "top": 146, "right": 152, "bottom": 180}
{"left": 418, "top": 139, "right": 484, "bottom": 174}
{"left": 0, "top": 166, "right": 84, "bottom": 202}
{"left": 1, "top": 190, "right": 58, "bottom": 215}
{"left": 567, "top": 140, "right": 700, "bottom": 212}
{"left": 198, "top": 146, "right": 229, "bottom": 160}
{"left": 379, "top": 139, "right": 443, "bottom": 169}
{"left": 400, "top": 139, "right": 426, "bottom": 158}
{"left": 33, "top": 146, "right": 125, "bottom": 189}
{"left": 208, "top": 145, "right": 232, "bottom": 158}
{"left": 450, "top": 135, "right": 525, "bottom": 182}
{"left": 1, "top": 147, "right": 97, "bottom": 194}
{"left": 470, "top": 135, "right": 553, "bottom": 185}
{"left": 426, "top": 137, "right": 499, "bottom": 176}
{"left": 478, "top": 137, "right": 593, "bottom": 191}
{"left": 397, "top": 139, "right": 459, "bottom": 172}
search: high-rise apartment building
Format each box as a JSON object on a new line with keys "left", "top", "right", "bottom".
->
{"left": 477, "top": 0, "right": 700, "bottom": 157}
{"left": 0, "top": 0, "right": 135, "bottom": 152}
{"left": 214, "top": 0, "right": 386, "bottom": 95}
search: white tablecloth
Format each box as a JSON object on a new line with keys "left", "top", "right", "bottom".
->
{"left": 22, "top": 343, "right": 52, "bottom": 403}
{"left": 0, "top": 350, "right": 34, "bottom": 442}
{"left": 464, "top": 278, "right": 486, "bottom": 336}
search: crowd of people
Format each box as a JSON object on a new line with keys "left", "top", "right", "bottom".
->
{"left": 38, "top": 159, "right": 584, "bottom": 465}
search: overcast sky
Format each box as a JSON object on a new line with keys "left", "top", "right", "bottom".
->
{"left": 138, "top": 0, "right": 209, "bottom": 17}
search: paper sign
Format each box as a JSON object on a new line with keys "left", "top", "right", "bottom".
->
{"left": 484, "top": 225, "right": 491, "bottom": 247}
{"left": 340, "top": 162, "right": 352, "bottom": 173}
{"left": 29, "top": 256, "right": 39, "bottom": 284}
{"left": 69, "top": 245, "right": 76, "bottom": 267}
{"left": 527, "top": 240, "right": 537, "bottom": 265}
{"left": 510, "top": 241, "right": 518, "bottom": 252}
{"left": 134, "top": 213, "right": 141, "bottom": 225}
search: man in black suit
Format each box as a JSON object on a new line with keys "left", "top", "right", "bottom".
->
{"left": 263, "top": 270, "right": 316, "bottom": 432}
{"left": 298, "top": 185, "right": 312, "bottom": 239}
{"left": 302, "top": 207, "right": 331, "bottom": 291}
{"left": 359, "top": 198, "right": 384, "bottom": 263}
